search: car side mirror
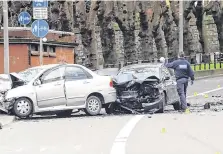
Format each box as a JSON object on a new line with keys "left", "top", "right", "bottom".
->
{"left": 33, "top": 79, "right": 41, "bottom": 86}
{"left": 164, "top": 76, "right": 170, "bottom": 80}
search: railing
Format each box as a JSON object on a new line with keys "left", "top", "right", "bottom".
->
{"left": 103, "top": 52, "right": 223, "bottom": 71}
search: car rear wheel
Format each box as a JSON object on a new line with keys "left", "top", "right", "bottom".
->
{"left": 157, "top": 92, "right": 166, "bottom": 113}
{"left": 84, "top": 96, "right": 102, "bottom": 116}
{"left": 56, "top": 110, "right": 73, "bottom": 117}
{"left": 13, "top": 97, "right": 33, "bottom": 118}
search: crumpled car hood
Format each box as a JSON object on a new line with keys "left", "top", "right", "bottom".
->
{"left": 113, "top": 73, "right": 160, "bottom": 84}
{"left": 0, "top": 73, "right": 26, "bottom": 113}
{"left": 0, "top": 73, "right": 25, "bottom": 92}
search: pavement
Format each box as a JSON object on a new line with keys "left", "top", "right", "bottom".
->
{"left": 1, "top": 76, "right": 223, "bottom": 154}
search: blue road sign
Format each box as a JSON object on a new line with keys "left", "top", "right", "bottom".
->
{"left": 31, "top": 19, "right": 49, "bottom": 38}
{"left": 33, "top": 0, "right": 48, "bottom": 7}
{"left": 18, "top": 11, "right": 31, "bottom": 25}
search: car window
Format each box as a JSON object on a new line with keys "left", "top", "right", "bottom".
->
{"left": 65, "top": 67, "right": 88, "bottom": 80}
{"left": 42, "top": 67, "right": 65, "bottom": 84}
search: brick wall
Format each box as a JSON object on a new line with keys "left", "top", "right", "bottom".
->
{"left": 0, "top": 44, "right": 29, "bottom": 74}
{"left": 31, "top": 47, "right": 74, "bottom": 67}
{"left": 0, "top": 44, "right": 75, "bottom": 73}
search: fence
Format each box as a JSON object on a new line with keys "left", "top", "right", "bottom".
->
{"left": 103, "top": 52, "right": 223, "bottom": 71}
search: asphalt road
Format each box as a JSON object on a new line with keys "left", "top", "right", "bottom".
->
{"left": 1, "top": 76, "right": 223, "bottom": 154}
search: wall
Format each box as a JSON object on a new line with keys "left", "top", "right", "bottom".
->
{"left": 0, "top": 44, "right": 75, "bottom": 73}
{"left": 31, "top": 47, "right": 74, "bottom": 67}
{"left": 0, "top": 44, "right": 29, "bottom": 74}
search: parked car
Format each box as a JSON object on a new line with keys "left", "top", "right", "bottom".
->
{"left": 3, "top": 64, "right": 116, "bottom": 118}
{"left": 106, "top": 63, "right": 180, "bottom": 114}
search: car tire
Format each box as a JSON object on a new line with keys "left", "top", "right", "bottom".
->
{"left": 84, "top": 96, "right": 102, "bottom": 116}
{"left": 13, "top": 97, "right": 33, "bottom": 118}
{"left": 173, "top": 100, "right": 182, "bottom": 110}
{"left": 157, "top": 92, "right": 166, "bottom": 113}
{"left": 56, "top": 110, "right": 73, "bottom": 117}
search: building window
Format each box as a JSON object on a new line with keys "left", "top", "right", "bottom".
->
{"left": 30, "top": 44, "right": 38, "bottom": 51}
{"left": 43, "top": 45, "right": 47, "bottom": 52}
{"left": 49, "top": 46, "right": 56, "bottom": 53}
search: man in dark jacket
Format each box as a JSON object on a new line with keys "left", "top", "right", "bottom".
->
{"left": 160, "top": 52, "right": 195, "bottom": 111}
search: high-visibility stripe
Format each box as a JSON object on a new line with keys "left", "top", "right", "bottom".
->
{"left": 165, "top": 0, "right": 170, "bottom": 7}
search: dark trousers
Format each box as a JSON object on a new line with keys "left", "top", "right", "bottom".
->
{"left": 176, "top": 78, "right": 188, "bottom": 110}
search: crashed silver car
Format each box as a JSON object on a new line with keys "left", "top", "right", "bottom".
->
{"left": 106, "top": 63, "right": 181, "bottom": 114}
{"left": 1, "top": 64, "right": 116, "bottom": 118}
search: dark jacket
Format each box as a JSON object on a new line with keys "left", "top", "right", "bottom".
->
{"left": 165, "top": 58, "right": 194, "bottom": 81}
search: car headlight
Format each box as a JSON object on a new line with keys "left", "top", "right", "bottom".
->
{"left": 6, "top": 98, "right": 14, "bottom": 102}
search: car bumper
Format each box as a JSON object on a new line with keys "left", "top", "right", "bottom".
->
{"left": 142, "top": 96, "right": 163, "bottom": 110}
{"left": 103, "top": 91, "right": 117, "bottom": 104}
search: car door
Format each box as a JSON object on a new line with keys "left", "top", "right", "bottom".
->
{"left": 161, "top": 67, "right": 176, "bottom": 104}
{"left": 64, "top": 66, "right": 93, "bottom": 106}
{"left": 35, "top": 66, "right": 66, "bottom": 108}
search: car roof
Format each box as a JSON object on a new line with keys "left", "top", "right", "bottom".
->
{"left": 27, "top": 64, "right": 60, "bottom": 70}
{"left": 121, "top": 63, "right": 163, "bottom": 70}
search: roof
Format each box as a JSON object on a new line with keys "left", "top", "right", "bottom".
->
{"left": 0, "top": 38, "right": 78, "bottom": 47}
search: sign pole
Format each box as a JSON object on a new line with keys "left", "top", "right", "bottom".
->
{"left": 39, "top": 38, "right": 43, "bottom": 65}
{"left": 179, "top": 0, "right": 184, "bottom": 54}
{"left": 3, "top": 1, "right": 9, "bottom": 74}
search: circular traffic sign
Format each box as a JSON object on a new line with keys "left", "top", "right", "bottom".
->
{"left": 18, "top": 11, "right": 31, "bottom": 25}
{"left": 31, "top": 19, "right": 49, "bottom": 38}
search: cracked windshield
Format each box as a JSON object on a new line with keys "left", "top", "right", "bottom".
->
{"left": 1, "top": 1, "right": 223, "bottom": 154}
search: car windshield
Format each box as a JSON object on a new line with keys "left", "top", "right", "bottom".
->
{"left": 119, "top": 67, "right": 160, "bottom": 77}
{"left": 116, "top": 66, "right": 160, "bottom": 83}
{"left": 18, "top": 67, "right": 46, "bottom": 82}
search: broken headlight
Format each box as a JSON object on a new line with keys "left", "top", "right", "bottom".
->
{"left": 5, "top": 98, "right": 14, "bottom": 102}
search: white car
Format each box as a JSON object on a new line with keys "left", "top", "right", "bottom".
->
{"left": 4, "top": 64, "right": 116, "bottom": 118}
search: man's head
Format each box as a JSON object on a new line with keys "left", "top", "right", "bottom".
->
{"left": 178, "top": 51, "right": 185, "bottom": 58}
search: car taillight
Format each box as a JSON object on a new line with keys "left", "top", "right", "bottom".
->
{"left": 109, "top": 78, "right": 113, "bottom": 87}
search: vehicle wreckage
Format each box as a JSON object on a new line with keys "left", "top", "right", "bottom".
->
{"left": 105, "top": 63, "right": 181, "bottom": 114}
{"left": 0, "top": 73, "right": 26, "bottom": 113}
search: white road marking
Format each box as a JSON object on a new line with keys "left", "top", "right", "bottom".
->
{"left": 187, "top": 87, "right": 223, "bottom": 98}
{"left": 110, "top": 86, "right": 223, "bottom": 154}
{"left": 110, "top": 115, "right": 144, "bottom": 154}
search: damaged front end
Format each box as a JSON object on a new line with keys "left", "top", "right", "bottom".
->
{"left": 0, "top": 73, "right": 26, "bottom": 113}
{"left": 111, "top": 73, "right": 163, "bottom": 114}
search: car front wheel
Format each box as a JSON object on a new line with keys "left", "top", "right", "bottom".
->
{"left": 13, "top": 97, "right": 33, "bottom": 118}
{"left": 84, "top": 96, "right": 102, "bottom": 116}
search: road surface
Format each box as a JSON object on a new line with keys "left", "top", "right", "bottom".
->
{"left": 1, "top": 76, "right": 223, "bottom": 154}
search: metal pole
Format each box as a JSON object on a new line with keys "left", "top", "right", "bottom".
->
{"left": 3, "top": 1, "right": 9, "bottom": 74}
{"left": 39, "top": 38, "right": 43, "bottom": 65}
{"left": 179, "top": 0, "right": 184, "bottom": 53}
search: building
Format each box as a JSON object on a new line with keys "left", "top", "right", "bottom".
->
{"left": 0, "top": 27, "right": 78, "bottom": 73}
